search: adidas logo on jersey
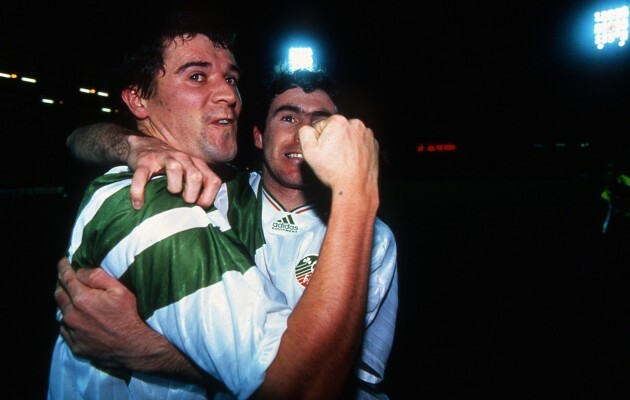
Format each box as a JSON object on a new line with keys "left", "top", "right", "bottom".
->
{"left": 272, "top": 215, "right": 298, "bottom": 233}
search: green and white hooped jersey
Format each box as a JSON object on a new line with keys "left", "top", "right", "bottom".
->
{"left": 48, "top": 167, "right": 290, "bottom": 400}
{"left": 239, "top": 172, "right": 399, "bottom": 392}
{"left": 48, "top": 168, "right": 398, "bottom": 399}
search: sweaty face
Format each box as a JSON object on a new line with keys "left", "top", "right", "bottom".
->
{"left": 256, "top": 88, "right": 336, "bottom": 194}
{"left": 140, "top": 34, "right": 241, "bottom": 164}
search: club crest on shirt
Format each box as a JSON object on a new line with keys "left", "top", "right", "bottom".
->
{"left": 272, "top": 214, "right": 298, "bottom": 233}
{"left": 295, "top": 255, "right": 318, "bottom": 287}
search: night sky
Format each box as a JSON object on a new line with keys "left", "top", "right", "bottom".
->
{"left": 4, "top": 0, "right": 629, "bottom": 160}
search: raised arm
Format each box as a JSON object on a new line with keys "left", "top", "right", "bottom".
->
{"left": 256, "top": 115, "right": 380, "bottom": 399}
{"left": 67, "top": 123, "right": 221, "bottom": 209}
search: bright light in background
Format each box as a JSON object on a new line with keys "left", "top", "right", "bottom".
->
{"left": 2, "top": 66, "right": 113, "bottom": 113}
{"left": 288, "top": 47, "right": 314, "bottom": 71}
{"left": 41, "top": 98, "right": 64, "bottom": 105}
{"left": 560, "top": 2, "right": 630, "bottom": 71}
{"left": 79, "top": 87, "right": 109, "bottom": 96}
{"left": 594, "top": 5, "right": 629, "bottom": 49}
{"left": 0, "top": 72, "right": 38, "bottom": 82}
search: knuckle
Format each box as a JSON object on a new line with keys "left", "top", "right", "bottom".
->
{"left": 187, "top": 170, "right": 203, "bottom": 184}
{"left": 208, "top": 175, "right": 222, "bottom": 188}
{"left": 58, "top": 268, "right": 74, "bottom": 285}
{"left": 165, "top": 159, "right": 183, "bottom": 172}
{"left": 70, "top": 293, "right": 88, "bottom": 311}
{"left": 129, "top": 186, "right": 142, "bottom": 196}
{"left": 132, "top": 169, "right": 150, "bottom": 183}
{"left": 53, "top": 286, "right": 64, "bottom": 301}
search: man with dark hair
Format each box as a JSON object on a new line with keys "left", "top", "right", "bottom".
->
{"left": 49, "top": 12, "right": 381, "bottom": 399}
{"left": 56, "top": 67, "right": 398, "bottom": 399}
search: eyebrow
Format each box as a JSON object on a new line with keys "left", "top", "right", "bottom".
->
{"left": 175, "top": 61, "right": 240, "bottom": 75}
{"left": 272, "top": 104, "right": 333, "bottom": 119}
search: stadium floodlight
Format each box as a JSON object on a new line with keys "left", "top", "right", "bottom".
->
{"left": 288, "top": 47, "right": 314, "bottom": 71}
{"left": 594, "top": 5, "right": 629, "bottom": 49}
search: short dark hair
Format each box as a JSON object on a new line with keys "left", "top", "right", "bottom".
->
{"left": 251, "top": 66, "right": 341, "bottom": 132}
{"left": 113, "top": 9, "right": 236, "bottom": 100}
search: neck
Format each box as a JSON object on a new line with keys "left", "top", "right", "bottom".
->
{"left": 262, "top": 177, "right": 328, "bottom": 211}
{"left": 263, "top": 181, "right": 307, "bottom": 211}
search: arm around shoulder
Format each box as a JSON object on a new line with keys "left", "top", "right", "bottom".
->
{"left": 67, "top": 122, "right": 137, "bottom": 165}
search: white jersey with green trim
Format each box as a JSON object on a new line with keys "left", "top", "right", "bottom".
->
{"left": 236, "top": 172, "right": 399, "bottom": 395}
{"left": 48, "top": 166, "right": 291, "bottom": 400}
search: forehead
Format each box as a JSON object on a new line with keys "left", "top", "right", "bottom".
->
{"left": 162, "top": 34, "right": 236, "bottom": 67}
{"left": 271, "top": 87, "right": 336, "bottom": 113}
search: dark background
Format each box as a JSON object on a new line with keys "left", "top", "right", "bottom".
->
{"left": 1, "top": 1, "right": 628, "bottom": 398}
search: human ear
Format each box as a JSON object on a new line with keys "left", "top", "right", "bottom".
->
{"left": 121, "top": 87, "right": 148, "bottom": 119}
{"left": 253, "top": 125, "right": 263, "bottom": 150}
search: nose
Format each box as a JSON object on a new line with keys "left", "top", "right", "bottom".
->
{"left": 294, "top": 116, "right": 316, "bottom": 143}
{"left": 212, "top": 79, "right": 240, "bottom": 108}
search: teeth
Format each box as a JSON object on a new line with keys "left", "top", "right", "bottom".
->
{"left": 286, "top": 153, "right": 303, "bottom": 159}
{"left": 218, "top": 119, "right": 228, "bottom": 124}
